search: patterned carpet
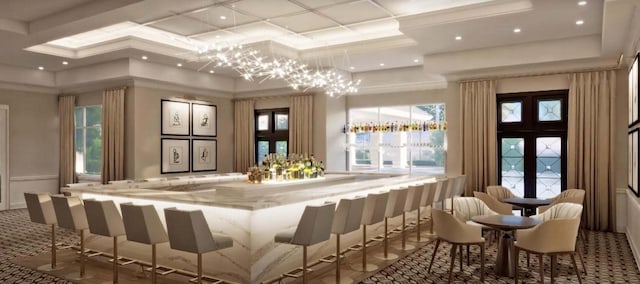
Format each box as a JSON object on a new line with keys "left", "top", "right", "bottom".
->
{"left": 363, "top": 231, "right": 640, "bottom": 283}
{"left": 1, "top": 208, "right": 640, "bottom": 283}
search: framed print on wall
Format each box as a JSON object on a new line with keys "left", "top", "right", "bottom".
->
{"left": 161, "top": 99, "right": 190, "bottom": 135}
{"left": 161, "top": 138, "right": 190, "bottom": 174}
{"left": 192, "top": 103, "right": 217, "bottom": 137}
{"left": 630, "top": 129, "right": 639, "bottom": 197}
{"left": 629, "top": 53, "right": 639, "bottom": 126}
{"left": 192, "top": 139, "right": 217, "bottom": 172}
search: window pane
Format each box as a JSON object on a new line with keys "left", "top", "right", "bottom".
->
{"left": 257, "top": 115, "right": 269, "bottom": 131}
{"left": 86, "top": 106, "right": 102, "bottom": 127}
{"left": 536, "top": 137, "right": 562, "bottom": 199}
{"left": 538, "top": 99, "right": 562, "bottom": 121}
{"left": 275, "top": 114, "right": 288, "bottom": 130}
{"left": 501, "top": 102, "right": 522, "bottom": 123}
{"left": 75, "top": 128, "right": 84, "bottom": 173}
{"left": 275, "top": 141, "right": 287, "bottom": 157}
{"left": 257, "top": 141, "right": 269, "bottom": 165}
{"left": 501, "top": 138, "right": 524, "bottom": 197}
{"left": 75, "top": 108, "right": 83, "bottom": 127}
{"left": 85, "top": 127, "right": 102, "bottom": 175}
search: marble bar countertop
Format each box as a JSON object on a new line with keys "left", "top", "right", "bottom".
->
{"left": 63, "top": 173, "right": 435, "bottom": 211}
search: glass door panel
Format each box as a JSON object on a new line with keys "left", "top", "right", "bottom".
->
{"left": 275, "top": 141, "right": 288, "bottom": 157}
{"left": 257, "top": 141, "right": 269, "bottom": 165}
{"left": 536, "top": 137, "right": 562, "bottom": 199}
{"left": 501, "top": 137, "right": 525, "bottom": 197}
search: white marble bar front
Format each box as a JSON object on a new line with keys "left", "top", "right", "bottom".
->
{"left": 63, "top": 173, "right": 437, "bottom": 283}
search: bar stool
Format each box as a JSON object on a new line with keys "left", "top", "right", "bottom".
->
{"left": 164, "top": 207, "right": 233, "bottom": 284}
{"left": 375, "top": 187, "right": 408, "bottom": 260}
{"left": 83, "top": 199, "right": 127, "bottom": 284}
{"left": 352, "top": 191, "right": 388, "bottom": 272}
{"left": 397, "top": 185, "right": 424, "bottom": 250}
{"left": 449, "top": 175, "right": 467, "bottom": 211}
{"left": 445, "top": 177, "right": 459, "bottom": 214}
{"left": 120, "top": 203, "right": 169, "bottom": 284}
{"left": 24, "top": 192, "right": 64, "bottom": 271}
{"left": 51, "top": 195, "right": 92, "bottom": 281}
{"left": 431, "top": 179, "right": 449, "bottom": 233}
{"left": 275, "top": 202, "right": 336, "bottom": 284}
{"left": 410, "top": 182, "right": 437, "bottom": 243}
{"left": 321, "top": 197, "right": 365, "bottom": 284}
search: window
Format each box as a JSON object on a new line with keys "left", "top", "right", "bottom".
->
{"left": 347, "top": 104, "right": 446, "bottom": 174}
{"left": 497, "top": 90, "right": 567, "bottom": 200}
{"left": 255, "top": 108, "right": 289, "bottom": 164}
{"left": 75, "top": 106, "right": 102, "bottom": 175}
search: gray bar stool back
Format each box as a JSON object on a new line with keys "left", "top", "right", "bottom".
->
{"left": 274, "top": 202, "right": 336, "bottom": 284}
{"left": 376, "top": 187, "right": 408, "bottom": 259}
{"left": 164, "top": 207, "right": 233, "bottom": 284}
{"left": 51, "top": 195, "right": 92, "bottom": 281}
{"left": 24, "top": 192, "right": 64, "bottom": 271}
{"left": 353, "top": 191, "right": 388, "bottom": 272}
{"left": 84, "top": 199, "right": 126, "bottom": 284}
{"left": 120, "top": 203, "right": 168, "bottom": 284}
{"left": 326, "top": 197, "right": 365, "bottom": 283}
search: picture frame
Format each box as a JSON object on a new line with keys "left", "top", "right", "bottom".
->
{"left": 630, "top": 129, "right": 639, "bottom": 197}
{"left": 161, "top": 138, "right": 190, "bottom": 174}
{"left": 629, "top": 53, "right": 639, "bottom": 127}
{"left": 192, "top": 139, "right": 217, "bottom": 172}
{"left": 161, "top": 99, "right": 190, "bottom": 136}
{"left": 192, "top": 103, "right": 217, "bottom": 137}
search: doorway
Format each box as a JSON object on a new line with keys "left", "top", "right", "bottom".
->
{"left": 0, "top": 105, "right": 8, "bottom": 210}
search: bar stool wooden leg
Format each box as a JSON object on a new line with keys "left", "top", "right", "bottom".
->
{"left": 302, "top": 245, "right": 308, "bottom": 284}
{"left": 52, "top": 224, "right": 57, "bottom": 269}
{"left": 384, "top": 217, "right": 389, "bottom": 258}
{"left": 151, "top": 244, "right": 157, "bottom": 284}
{"left": 336, "top": 234, "right": 340, "bottom": 284}
{"left": 80, "top": 229, "right": 85, "bottom": 278}
{"left": 352, "top": 225, "right": 377, "bottom": 272}
{"left": 197, "top": 253, "right": 202, "bottom": 284}
{"left": 113, "top": 236, "right": 118, "bottom": 284}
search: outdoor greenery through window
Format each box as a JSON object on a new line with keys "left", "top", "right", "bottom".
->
{"left": 75, "top": 106, "right": 102, "bottom": 175}
{"left": 255, "top": 108, "right": 289, "bottom": 165}
{"left": 347, "top": 104, "right": 446, "bottom": 175}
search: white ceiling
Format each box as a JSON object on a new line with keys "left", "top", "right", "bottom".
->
{"left": 0, "top": 0, "right": 637, "bottom": 91}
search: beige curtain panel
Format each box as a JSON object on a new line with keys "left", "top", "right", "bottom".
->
{"left": 460, "top": 80, "right": 498, "bottom": 196}
{"left": 568, "top": 70, "right": 616, "bottom": 231}
{"left": 101, "top": 87, "right": 126, "bottom": 184}
{"left": 58, "top": 95, "right": 76, "bottom": 188}
{"left": 289, "top": 94, "right": 313, "bottom": 155}
{"left": 234, "top": 99, "right": 255, "bottom": 172}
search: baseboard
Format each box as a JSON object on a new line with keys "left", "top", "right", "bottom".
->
{"left": 9, "top": 175, "right": 58, "bottom": 182}
{"left": 10, "top": 201, "right": 25, "bottom": 209}
{"left": 627, "top": 228, "right": 640, "bottom": 273}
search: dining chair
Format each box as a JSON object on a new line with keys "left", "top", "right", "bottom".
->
{"left": 451, "top": 197, "right": 500, "bottom": 263}
{"left": 428, "top": 209, "right": 485, "bottom": 283}
{"left": 473, "top": 191, "right": 513, "bottom": 215}
{"left": 487, "top": 185, "right": 523, "bottom": 213}
{"left": 514, "top": 203, "right": 584, "bottom": 284}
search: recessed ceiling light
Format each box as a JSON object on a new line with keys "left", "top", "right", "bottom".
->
{"left": 177, "top": 63, "right": 182, "bottom": 67}
{"left": 209, "top": 70, "right": 215, "bottom": 74}
{"left": 455, "top": 36, "right": 462, "bottom": 41}
{"left": 141, "top": 55, "right": 148, "bottom": 60}
{"left": 62, "top": 61, "right": 68, "bottom": 65}
{"left": 220, "top": 15, "right": 226, "bottom": 20}
{"left": 38, "top": 66, "right": 44, "bottom": 70}
{"left": 576, "top": 20, "right": 584, "bottom": 25}
{"left": 379, "top": 63, "right": 385, "bottom": 66}
{"left": 413, "top": 59, "right": 420, "bottom": 63}
{"left": 349, "top": 66, "right": 355, "bottom": 70}
{"left": 578, "top": 1, "right": 587, "bottom": 6}
{"left": 215, "top": 35, "right": 220, "bottom": 39}
{"left": 513, "top": 28, "right": 521, "bottom": 33}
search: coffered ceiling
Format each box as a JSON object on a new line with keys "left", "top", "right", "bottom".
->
{"left": 0, "top": 0, "right": 638, "bottom": 92}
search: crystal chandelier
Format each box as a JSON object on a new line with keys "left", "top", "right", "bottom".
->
{"left": 191, "top": 42, "right": 361, "bottom": 97}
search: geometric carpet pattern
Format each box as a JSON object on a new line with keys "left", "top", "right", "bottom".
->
{"left": 363, "top": 230, "right": 640, "bottom": 283}
{"left": 1, "top": 208, "right": 639, "bottom": 283}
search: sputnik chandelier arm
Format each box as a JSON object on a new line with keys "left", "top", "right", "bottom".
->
{"left": 190, "top": 42, "right": 361, "bottom": 97}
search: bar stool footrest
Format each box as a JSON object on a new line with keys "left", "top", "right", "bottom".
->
{"left": 145, "top": 265, "right": 176, "bottom": 276}
{"left": 84, "top": 249, "right": 103, "bottom": 257}
{"left": 188, "top": 275, "right": 224, "bottom": 283}
{"left": 282, "top": 267, "right": 312, "bottom": 279}
{"left": 108, "top": 257, "right": 136, "bottom": 266}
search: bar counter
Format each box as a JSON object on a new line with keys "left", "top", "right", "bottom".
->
{"left": 63, "top": 173, "right": 436, "bottom": 283}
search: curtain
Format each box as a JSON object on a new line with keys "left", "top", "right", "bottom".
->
{"left": 460, "top": 80, "right": 498, "bottom": 196}
{"left": 234, "top": 99, "right": 255, "bottom": 172}
{"left": 568, "top": 70, "right": 616, "bottom": 231}
{"left": 289, "top": 94, "right": 313, "bottom": 155}
{"left": 59, "top": 95, "right": 76, "bottom": 188}
{"left": 101, "top": 87, "right": 126, "bottom": 184}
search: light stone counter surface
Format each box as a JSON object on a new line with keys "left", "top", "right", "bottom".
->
{"left": 64, "top": 173, "right": 438, "bottom": 283}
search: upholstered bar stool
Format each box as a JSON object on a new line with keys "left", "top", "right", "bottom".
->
{"left": 24, "top": 192, "right": 64, "bottom": 271}
{"left": 431, "top": 179, "right": 449, "bottom": 234}
{"left": 322, "top": 197, "right": 365, "bottom": 284}
{"left": 375, "top": 187, "right": 409, "bottom": 259}
{"left": 410, "top": 182, "right": 437, "bottom": 242}
{"left": 352, "top": 191, "right": 389, "bottom": 272}
{"left": 164, "top": 207, "right": 233, "bottom": 284}
{"left": 275, "top": 202, "right": 336, "bottom": 284}
{"left": 83, "top": 199, "right": 127, "bottom": 284}
{"left": 397, "top": 185, "right": 424, "bottom": 250}
{"left": 445, "top": 176, "right": 460, "bottom": 214}
{"left": 51, "top": 195, "right": 92, "bottom": 281}
{"left": 120, "top": 203, "right": 169, "bottom": 284}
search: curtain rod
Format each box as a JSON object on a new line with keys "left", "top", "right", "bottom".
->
{"left": 457, "top": 65, "right": 621, "bottom": 84}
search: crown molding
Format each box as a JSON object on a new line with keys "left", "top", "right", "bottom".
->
{"left": 132, "top": 78, "right": 233, "bottom": 98}
{"left": 0, "top": 82, "right": 58, "bottom": 94}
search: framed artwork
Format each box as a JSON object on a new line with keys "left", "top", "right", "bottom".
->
{"left": 630, "top": 129, "right": 639, "bottom": 197}
{"left": 629, "top": 53, "right": 639, "bottom": 127}
{"left": 161, "top": 138, "right": 190, "bottom": 174}
{"left": 192, "top": 103, "right": 217, "bottom": 137}
{"left": 192, "top": 139, "right": 217, "bottom": 172}
{"left": 161, "top": 100, "right": 190, "bottom": 136}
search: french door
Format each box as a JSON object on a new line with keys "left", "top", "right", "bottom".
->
{"left": 497, "top": 90, "right": 567, "bottom": 199}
